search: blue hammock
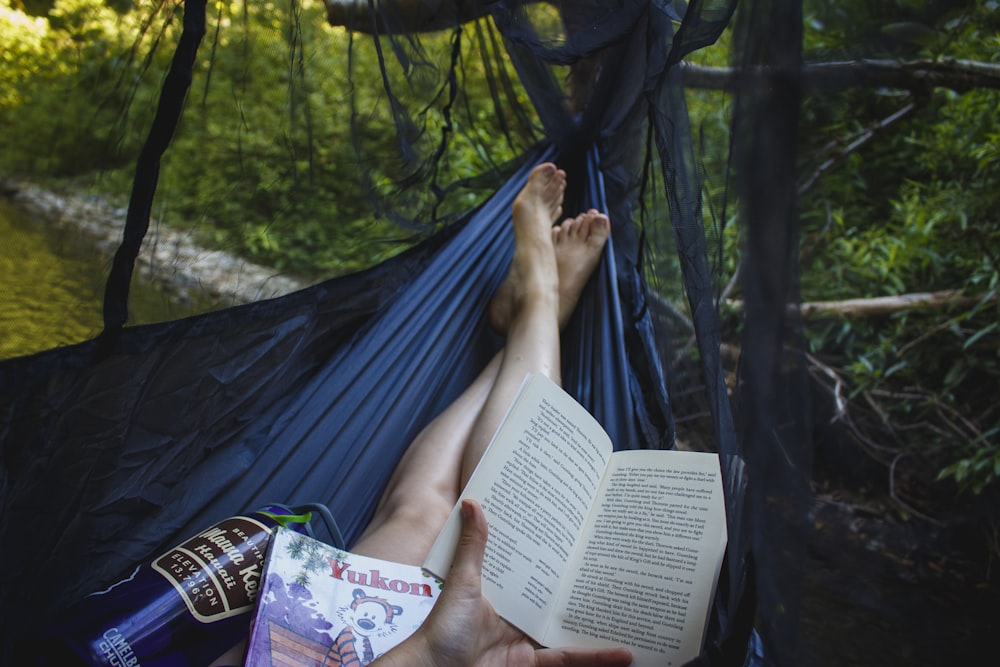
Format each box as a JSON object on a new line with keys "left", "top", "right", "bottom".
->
{"left": 0, "top": 145, "right": 680, "bottom": 656}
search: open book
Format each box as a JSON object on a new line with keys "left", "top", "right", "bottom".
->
{"left": 424, "top": 373, "right": 727, "bottom": 667}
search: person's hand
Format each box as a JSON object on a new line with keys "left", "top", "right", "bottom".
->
{"left": 372, "top": 499, "right": 633, "bottom": 667}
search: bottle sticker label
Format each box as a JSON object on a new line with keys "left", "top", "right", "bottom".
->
{"left": 151, "top": 516, "right": 272, "bottom": 624}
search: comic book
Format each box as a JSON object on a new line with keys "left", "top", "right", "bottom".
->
{"left": 243, "top": 526, "right": 442, "bottom": 667}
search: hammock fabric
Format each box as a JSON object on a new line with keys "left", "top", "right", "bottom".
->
{"left": 1, "top": 0, "right": 811, "bottom": 666}
{"left": 1, "top": 142, "right": 655, "bottom": 645}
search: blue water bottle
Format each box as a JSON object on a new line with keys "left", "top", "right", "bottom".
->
{"left": 36, "top": 503, "right": 343, "bottom": 666}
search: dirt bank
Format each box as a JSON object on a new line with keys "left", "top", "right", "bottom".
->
{"left": 1, "top": 180, "right": 307, "bottom": 307}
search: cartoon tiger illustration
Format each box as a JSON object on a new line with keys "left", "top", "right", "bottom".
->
{"left": 325, "top": 588, "right": 403, "bottom": 667}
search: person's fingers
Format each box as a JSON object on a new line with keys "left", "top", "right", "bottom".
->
{"left": 534, "top": 646, "right": 633, "bottom": 667}
{"left": 445, "top": 499, "right": 489, "bottom": 593}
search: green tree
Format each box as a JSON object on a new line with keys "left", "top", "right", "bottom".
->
{"left": 0, "top": 0, "right": 168, "bottom": 176}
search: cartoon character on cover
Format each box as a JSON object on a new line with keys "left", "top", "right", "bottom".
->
{"left": 325, "top": 588, "right": 403, "bottom": 666}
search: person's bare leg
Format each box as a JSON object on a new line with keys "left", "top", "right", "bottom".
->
{"left": 350, "top": 166, "right": 609, "bottom": 565}
{"left": 461, "top": 207, "right": 609, "bottom": 481}
{"left": 351, "top": 163, "right": 565, "bottom": 565}
{"left": 350, "top": 351, "right": 502, "bottom": 564}
{"left": 487, "top": 164, "right": 566, "bottom": 333}
{"left": 458, "top": 164, "right": 568, "bottom": 483}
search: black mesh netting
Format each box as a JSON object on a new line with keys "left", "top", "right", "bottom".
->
{"left": 0, "top": 1, "right": 818, "bottom": 666}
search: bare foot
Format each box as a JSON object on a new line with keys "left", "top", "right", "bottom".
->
{"left": 551, "top": 208, "right": 610, "bottom": 325}
{"left": 513, "top": 162, "right": 566, "bottom": 229}
{"left": 487, "top": 163, "right": 565, "bottom": 330}
{"left": 489, "top": 202, "right": 610, "bottom": 334}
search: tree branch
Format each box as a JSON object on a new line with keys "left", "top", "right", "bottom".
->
{"left": 797, "top": 101, "right": 916, "bottom": 195}
{"left": 323, "top": 0, "right": 489, "bottom": 33}
{"left": 323, "top": 2, "right": 1000, "bottom": 94}
{"left": 681, "top": 58, "right": 1000, "bottom": 93}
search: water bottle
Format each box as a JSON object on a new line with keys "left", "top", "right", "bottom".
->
{"left": 34, "top": 503, "right": 342, "bottom": 666}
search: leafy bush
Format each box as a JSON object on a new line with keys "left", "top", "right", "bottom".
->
{"left": 792, "top": 1, "right": 1000, "bottom": 507}
{"left": 677, "top": 1, "right": 1000, "bottom": 509}
{"left": 0, "top": 0, "right": 168, "bottom": 176}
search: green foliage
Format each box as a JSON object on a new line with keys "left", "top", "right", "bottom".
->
{"left": 939, "top": 437, "right": 1000, "bottom": 495}
{"left": 790, "top": 0, "right": 1000, "bottom": 503}
{"left": 0, "top": 1, "right": 47, "bottom": 110}
{"left": 672, "top": 1, "right": 1000, "bottom": 505}
{"left": 149, "top": 1, "right": 534, "bottom": 276}
{"left": 1, "top": 0, "right": 535, "bottom": 278}
{"left": 0, "top": 0, "right": 169, "bottom": 175}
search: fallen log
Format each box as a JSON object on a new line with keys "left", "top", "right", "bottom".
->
{"left": 726, "top": 289, "right": 995, "bottom": 318}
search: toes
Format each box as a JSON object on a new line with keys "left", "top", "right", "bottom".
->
{"left": 561, "top": 213, "right": 591, "bottom": 240}
{"left": 559, "top": 215, "right": 581, "bottom": 238}
{"left": 532, "top": 162, "right": 557, "bottom": 180}
{"left": 529, "top": 163, "right": 563, "bottom": 192}
{"left": 578, "top": 210, "right": 609, "bottom": 241}
{"left": 523, "top": 163, "right": 567, "bottom": 223}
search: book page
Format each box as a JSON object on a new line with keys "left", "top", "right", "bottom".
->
{"left": 423, "top": 374, "right": 612, "bottom": 640}
{"left": 545, "top": 450, "right": 727, "bottom": 667}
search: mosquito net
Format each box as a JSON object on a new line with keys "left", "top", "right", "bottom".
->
{"left": 0, "top": 1, "right": 812, "bottom": 666}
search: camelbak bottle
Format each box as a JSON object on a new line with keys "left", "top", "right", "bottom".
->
{"left": 37, "top": 504, "right": 340, "bottom": 667}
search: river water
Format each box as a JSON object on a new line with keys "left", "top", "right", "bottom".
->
{"left": 0, "top": 198, "right": 214, "bottom": 360}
